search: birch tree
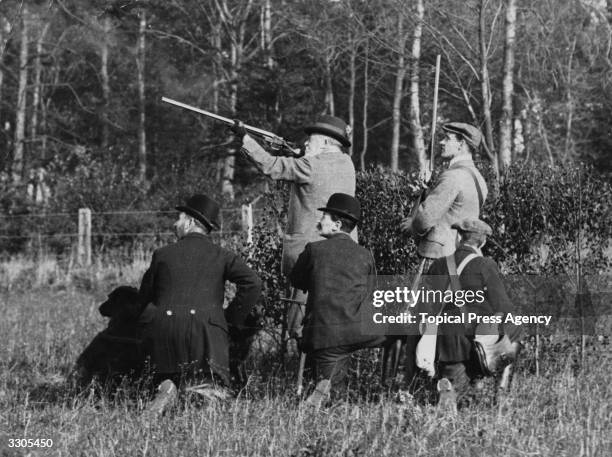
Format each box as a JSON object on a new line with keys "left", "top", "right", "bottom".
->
{"left": 12, "top": 5, "right": 29, "bottom": 183}
{"left": 498, "top": 0, "right": 517, "bottom": 172}
{"left": 409, "top": 0, "right": 426, "bottom": 176}
{"left": 136, "top": 9, "right": 147, "bottom": 183}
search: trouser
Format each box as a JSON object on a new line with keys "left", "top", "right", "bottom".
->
{"left": 307, "top": 341, "right": 382, "bottom": 394}
{"left": 286, "top": 287, "right": 307, "bottom": 340}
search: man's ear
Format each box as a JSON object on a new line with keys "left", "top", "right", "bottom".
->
{"left": 333, "top": 218, "right": 342, "bottom": 232}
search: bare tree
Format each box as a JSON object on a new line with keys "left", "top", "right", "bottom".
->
{"left": 12, "top": 5, "right": 29, "bottom": 183}
{"left": 390, "top": 12, "right": 408, "bottom": 172}
{"left": 100, "top": 15, "right": 111, "bottom": 148}
{"left": 409, "top": 0, "right": 426, "bottom": 176}
{"left": 479, "top": 0, "right": 498, "bottom": 178}
{"left": 30, "top": 20, "right": 51, "bottom": 146}
{"left": 499, "top": 0, "right": 517, "bottom": 172}
{"left": 360, "top": 37, "right": 369, "bottom": 170}
{"left": 137, "top": 9, "right": 147, "bottom": 184}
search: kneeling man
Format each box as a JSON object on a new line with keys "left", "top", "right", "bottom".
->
{"left": 290, "top": 193, "right": 384, "bottom": 406}
{"left": 425, "top": 218, "right": 521, "bottom": 408}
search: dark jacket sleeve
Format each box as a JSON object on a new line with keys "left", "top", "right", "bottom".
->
{"left": 289, "top": 243, "right": 312, "bottom": 292}
{"left": 139, "top": 251, "right": 157, "bottom": 305}
{"left": 224, "top": 252, "right": 262, "bottom": 329}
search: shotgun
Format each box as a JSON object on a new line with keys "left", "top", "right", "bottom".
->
{"left": 161, "top": 97, "right": 302, "bottom": 157}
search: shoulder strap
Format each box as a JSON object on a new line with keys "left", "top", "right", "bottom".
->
{"left": 457, "top": 253, "right": 480, "bottom": 276}
{"left": 456, "top": 166, "right": 484, "bottom": 209}
{"left": 445, "top": 255, "right": 461, "bottom": 292}
{"left": 445, "top": 252, "right": 482, "bottom": 308}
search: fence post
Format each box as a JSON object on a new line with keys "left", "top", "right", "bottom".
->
{"left": 241, "top": 203, "right": 253, "bottom": 244}
{"left": 78, "top": 208, "right": 92, "bottom": 266}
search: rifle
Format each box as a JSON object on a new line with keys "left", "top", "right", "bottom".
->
{"left": 382, "top": 55, "right": 441, "bottom": 386}
{"left": 409, "top": 54, "right": 441, "bottom": 218}
{"left": 161, "top": 97, "right": 302, "bottom": 157}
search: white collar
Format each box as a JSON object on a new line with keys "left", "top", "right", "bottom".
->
{"left": 449, "top": 154, "right": 474, "bottom": 166}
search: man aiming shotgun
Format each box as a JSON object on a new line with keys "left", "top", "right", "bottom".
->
{"left": 231, "top": 114, "right": 358, "bottom": 396}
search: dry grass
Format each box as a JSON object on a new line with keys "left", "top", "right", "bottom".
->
{"left": 1, "top": 288, "right": 611, "bottom": 457}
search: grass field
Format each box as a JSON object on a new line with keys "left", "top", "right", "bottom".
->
{"left": 1, "top": 287, "right": 610, "bottom": 457}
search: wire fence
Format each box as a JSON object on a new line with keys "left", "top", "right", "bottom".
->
{"left": 0, "top": 207, "right": 261, "bottom": 263}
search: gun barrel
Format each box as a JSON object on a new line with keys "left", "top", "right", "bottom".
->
{"left": 161, "top": 97, "right": 279, "bottom": 139}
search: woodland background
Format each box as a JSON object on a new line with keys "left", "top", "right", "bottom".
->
{"left": 0, "top": 0, "right": 611, "bottom": 211}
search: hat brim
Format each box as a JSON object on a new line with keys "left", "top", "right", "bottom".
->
{"left": 304, "top": 124, "right": 351, "bottom": 147}
{"left": 442, "top": 124, "right": 481, "bottom": 149}
{"left": 176, "top": 206, "right": 220, "bottom": 231}
{"left": 318, "top": 206, "right": 359, "bottom": 223}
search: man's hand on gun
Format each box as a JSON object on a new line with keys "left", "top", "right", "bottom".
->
{"left": 231, "top": 120, "right": 247, "bottom": 138}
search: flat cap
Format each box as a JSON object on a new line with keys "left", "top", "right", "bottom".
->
{"left": 452, "top": 218, "right": 492, "bottom": 235}
{"left": 442, "top": 122, "right": 482, "bottom": 149}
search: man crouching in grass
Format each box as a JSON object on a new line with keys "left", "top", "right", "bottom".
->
{"left": 290, "top": 193, "right": 385, "bottom": 409}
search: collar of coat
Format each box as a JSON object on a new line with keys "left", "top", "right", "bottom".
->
{"left": 448, "top": 155, "right": 475, "bottom": 168}
{"left": 325, "top": 231, "right": 354, "bottom": 241}
{"left": 181, "top": 232, "right": 210, "bottom": 241}
{"left": 457, "top": 242, "right": 483, "bottom": 256}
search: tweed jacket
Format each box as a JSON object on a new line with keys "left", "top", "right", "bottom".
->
{"left": 412, "top": 158, "right": 488, "bottom": 259}
{"left": 139, "top": 232, "right": 261, "bottom": 383}
{"left": 242, "top": 135, "right": 356, "bottom": 276}
{"left": 289, "top": 232, "right": 384, "bottom": 352}
{"left": 424, "top": 243, "right": 519, "bottom": 362}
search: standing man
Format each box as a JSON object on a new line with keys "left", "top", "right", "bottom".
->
{"left": 290, "top": 193, "right": 385, "bottom": 408}
{"left": 140, "top": 194, "right": 261, "bottom": 414}
{"left": 401, "top": 122, "right": 488, "bottom": 258}
{"left": 394, "top": 122, "right": 489, "bottom": 388}
{"left": 232, "top": 115, "right": 356, "bottom": 338}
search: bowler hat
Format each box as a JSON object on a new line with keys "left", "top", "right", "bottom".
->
{"left": 176, "top": 194, "right": 221, "bottom": 231}
{"left": 442, "top": 122, "right": 482, "bottom": 149}
{"left": 304, "top": 115, "right": 352, "bottom": 147}
{"left": 452, "top": 219, "right": 492, "bottom": 235}
{"left": 318, "top": 193, "right": 360, "bottom": 222}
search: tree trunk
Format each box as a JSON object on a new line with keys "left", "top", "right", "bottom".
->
{"left": 30, "top": 22, "right": 50, "bottom": 149}
{"left": 479, "top": 0, "right": 499, "bottom": 180}
{"left": 348, "top": 36, "right": 356, "bottom": 156}
{"left": 13, "top": 6, "right": 29, "bottom": 184}
{"left": 222, "top": 28, "right": 243, "bottom": 200}
{"left": 101, "top": 16, "right": 111, "bottom": 149}
{"left": 0, "top": 16, "right": 11, "bottom": 120}
{"left": 324, "top": 54, "right": 335, "bottom": 116}
{"left": 360, "top": 38, "right": 369, "bottom": 171}
{"left": 410, "top": 0, "right": 426, "bottom": 176}
{"left": 499, "top": 0, "right": 517, "bottom": 173}
{"left": 137, "top": 10, "right": 147, "bottom": 184}
{"left": 261, "top": 0, "right": 274, "bottom": 69}
{"left": 391, "top": 15, "right": 407, "bottom": 172}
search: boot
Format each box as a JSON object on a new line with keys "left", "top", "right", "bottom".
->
{"left": 304, "top": 379, "right": 331, "bottom": 411}
{"left": 436, "top": 378, "right": 457, "bottom": 415}
{"left": 147, "top": 379, "right": 178, "bottom": 417}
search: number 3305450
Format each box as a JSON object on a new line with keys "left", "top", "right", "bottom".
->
{"left": 8, "top": 438, "right": 53, "bottom": 448}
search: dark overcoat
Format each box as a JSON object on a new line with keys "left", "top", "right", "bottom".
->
{"left": 139, "top": 232, "right": 261, "bottom": 383}
{"left": 424, "top": 244, "right": 518, "bottom": 362}
{"left": 290, "top": 232, "right": 384, "bottom": 352}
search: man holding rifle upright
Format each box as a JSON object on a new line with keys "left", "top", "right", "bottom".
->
{"left": 397, "top": 122, "right": 489, "bottom": 390}
{"left": 231, "top": 115, "right": 357, "bottom": 342}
